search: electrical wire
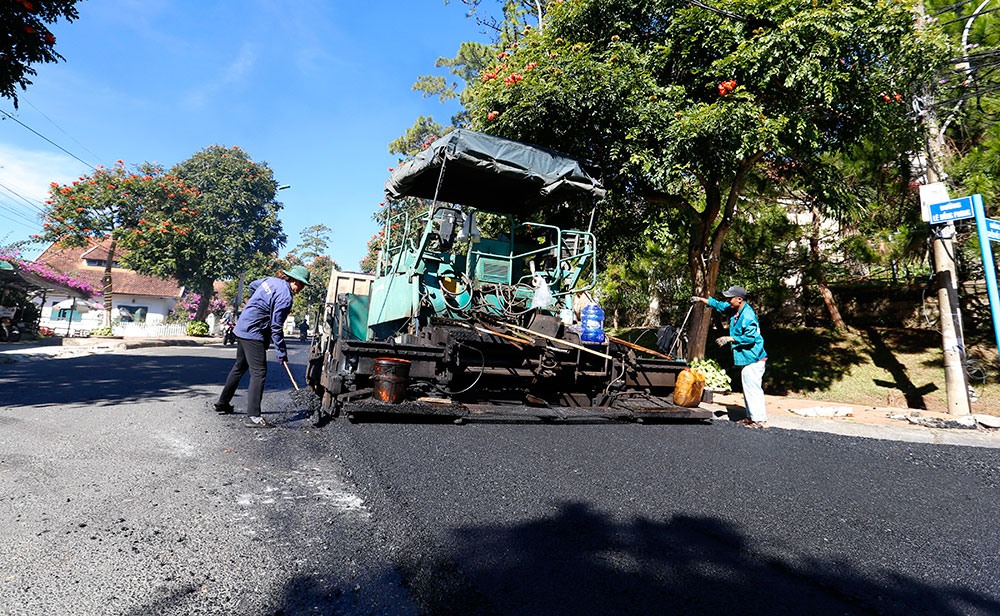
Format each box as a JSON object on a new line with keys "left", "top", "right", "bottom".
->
{"left": 0, "top": 180, "right": 46, "bottom": 214}
{"left": 0, "top": 110, "right": 97, "bottom": 171}
{"left": 22, "top": 98, "right": 104, "bottom": 165}
{"left": 0, "top": 198, "right": 40, "bottom": 226}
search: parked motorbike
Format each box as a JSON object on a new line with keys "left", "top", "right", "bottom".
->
{"left": 221, "top": 321, "right": 236, "bottom": 346}
{"left": 0, "top": 317, "right": 21, "bottom": 343}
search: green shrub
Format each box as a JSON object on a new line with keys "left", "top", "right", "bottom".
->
{"left": 91, "top": 326, "right": 114, "bottom": 336}
{"left": 690, "top": 358, "right": 732, "bottom": 391}
{"left": 185, "top": 320, "right": 210, "bottom": 336}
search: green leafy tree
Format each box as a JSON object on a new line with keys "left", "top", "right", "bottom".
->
{"left": 289, "top": 224, "right": 333, "bottom": 265}
{"left": 462, "top": 0, "right": 945, "bottom": 357}
{"left": 0, "top": 0, "right": 80, "bottom": 106}
{"left": 38, "top": 161, "right": 195, "bottom": 326}
{"left": 126, "top": 145, "right": 286, "bottom": 320}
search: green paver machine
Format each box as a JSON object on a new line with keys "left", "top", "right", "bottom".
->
{"left": 305, "top": 129, "right": 709, "bottom": 423}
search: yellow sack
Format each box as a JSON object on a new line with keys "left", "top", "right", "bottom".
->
{"left": 673, "top": 368, "right": 706, "bottom": 407}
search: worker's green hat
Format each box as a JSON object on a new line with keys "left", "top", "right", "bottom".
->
{"left": 283, "top": 265, "right": 311, "bottom": 286}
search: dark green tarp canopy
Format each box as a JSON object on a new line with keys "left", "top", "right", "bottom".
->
{"left": 384, "top": 129, "right": 606, "bottom": 213}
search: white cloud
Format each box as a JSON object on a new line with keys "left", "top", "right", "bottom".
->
{"left": 0, "top": 142, "right": 86, "bottom": 202}
{"left": 182, "top": 42, "right": 258, "bottom": 109}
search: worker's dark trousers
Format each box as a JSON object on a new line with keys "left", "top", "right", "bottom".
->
{"left": 218, "top": 337, "right": 268, "bottom": 418}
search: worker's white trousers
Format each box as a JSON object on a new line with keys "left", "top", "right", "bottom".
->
{"left": 740, "top": 359, "right": 767, "bottom": 422}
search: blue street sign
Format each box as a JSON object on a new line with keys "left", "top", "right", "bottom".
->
{"left": 971, "top": 195, "right": 1000, "bottom": 355}
{"left": 929, "top": 196, "right": 976, "bottom": 224}
{"left": 985, "top": 217, "right": 1000, "bottom": 243}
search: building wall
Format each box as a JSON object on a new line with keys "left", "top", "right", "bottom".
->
{"left": 35, "top": 293, "right": 179, "bottom": 333}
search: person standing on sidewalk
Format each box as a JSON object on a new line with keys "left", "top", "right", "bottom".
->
{"left": 692, "top": 286, "right": 768, "bottom": 428}
{"left": 213, "top": 265, "right": 311, "bottom": 428}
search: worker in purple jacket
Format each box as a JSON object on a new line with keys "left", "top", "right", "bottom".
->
{"left": 213, "top": 265, "right": 311, "bottom": 428}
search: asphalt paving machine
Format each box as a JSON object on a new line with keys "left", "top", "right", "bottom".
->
{"left": 305, "top": 129, "right": 710, "bottom": 424}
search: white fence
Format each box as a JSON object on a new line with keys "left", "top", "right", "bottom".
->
{"left": 112, "top": 323, "right": 190, "bottom": 338}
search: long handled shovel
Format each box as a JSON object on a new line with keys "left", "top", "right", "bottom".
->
{"left": 282, "top": 360, "right": 322, "bottom": 411}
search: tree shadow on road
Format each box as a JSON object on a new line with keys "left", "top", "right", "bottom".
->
{"left": 369, "top": 503, "right": 999, "bottom": 616}
{"left": 0, "top": 351, "right": 275, "bottom": 407}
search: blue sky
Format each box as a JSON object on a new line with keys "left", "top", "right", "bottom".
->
{"left": 0, "top": 0, "right": 483, "bottom": 270}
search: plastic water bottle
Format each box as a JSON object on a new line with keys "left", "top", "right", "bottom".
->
{"left": 581, "top": 302, "right": 605, "bottom": 344}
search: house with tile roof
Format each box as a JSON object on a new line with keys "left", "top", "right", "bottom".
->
{"left": 34, "top": 239, "right": 184, "bottom": 332}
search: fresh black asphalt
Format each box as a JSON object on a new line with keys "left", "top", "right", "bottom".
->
{"left": 1, "top": 342, "right": 998, "bottom": 615}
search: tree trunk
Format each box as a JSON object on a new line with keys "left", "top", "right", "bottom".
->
{"left": 809, "top": 204, "right": 846, "bottom": 330}
{"left": 194, "top": 281, "right": 214, "bottom": 321}
{"left": 102, "top": 238, "right": 117, "bottom": 328}
{"left": 686, "top": 158, "right": 761, "bottom": 359}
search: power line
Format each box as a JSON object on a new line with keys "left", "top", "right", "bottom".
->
{"left": 0, "top": 198, "right": 40, "bottom": 228}
{"left": 0, "top": 193, "right": 40, "bottom": 223}
{"left": 0, "top": 180, "right": 47, "bottom": 215}
{"left": 0, "top": 210, "right": 40, "bottom": 231}
{"left": 0, "top": 109, "right": 97, "bottom": 171}
{"left": 22, "top": 98, "right": 104, "bottom": 166}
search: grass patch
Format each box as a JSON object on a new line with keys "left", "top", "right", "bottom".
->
{"left": 767, "top": 326, "right": 1000, "bottom": 414}
{"left": 613, "top": 325, "right": 1000, "bottom": 414}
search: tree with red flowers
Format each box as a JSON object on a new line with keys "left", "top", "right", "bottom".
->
{"left": 463, "top": 0, "right": 947, "bottom": 358}
{"left": 125, "top": 145, "right": 287, "bottom": 321}
{"left": 0, "top": 0, "right": 81, "bottom": 107}
{"left": 37, "top": 161, "right": 194, "bottom": 327}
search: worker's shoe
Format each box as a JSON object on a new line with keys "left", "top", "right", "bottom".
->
{"left": 244, "top": 416, "right": 276, "bottom": 429}
{"left": 213, "top": 402, "right": 235, "bottom": 415}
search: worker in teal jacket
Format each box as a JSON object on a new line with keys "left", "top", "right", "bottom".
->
{"left": 692, "top": 285, "right": 768, "bottom": 428}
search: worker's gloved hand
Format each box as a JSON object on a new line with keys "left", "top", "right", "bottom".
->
{"left": 276, "top": 351, "right": 288, "bottom": 364}
{"left": 714, "top": 336, "right": 734, "bottom": 347}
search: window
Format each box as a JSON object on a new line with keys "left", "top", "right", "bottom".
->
{"left": 117, "top": 306, "right": 147, "bottom": 323}
{"left": 52, "top": 308, "right": 82, "bottom": 322}
{"left": 85, "top": 259, "right": 120, "bottom": 267}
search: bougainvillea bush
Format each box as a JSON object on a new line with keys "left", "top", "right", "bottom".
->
{"left": 0, "top": 248, "right": 99, "bottom": 297}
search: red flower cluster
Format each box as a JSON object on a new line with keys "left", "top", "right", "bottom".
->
{"left": 880, "top": 92, "right": 903, "bottom": 103}
{"left": 718, "top": 79, "right": 737, "bottom": 96}
{"left": 504, "top": 73, "right": 524, "bottom": 86}
{"left": 487, "top": 111, "right": 499, "bottom": 121}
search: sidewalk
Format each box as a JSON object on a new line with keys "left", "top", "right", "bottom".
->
{"left": 0, "top": 335, "right": 220, "bottom": 362}
{"left": 704, "top": 392, "right": 1000, "bottom": 449}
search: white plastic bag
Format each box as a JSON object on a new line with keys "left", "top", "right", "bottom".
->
{"left": 531, "top": 275, "right": 554, "bottom": 309}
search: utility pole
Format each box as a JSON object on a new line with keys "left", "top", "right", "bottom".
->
{"left": 918, "top": 1, "right": 971, "bottom": 415}
{"left": 928, "top": 182, "right": 972, "bottom": 415}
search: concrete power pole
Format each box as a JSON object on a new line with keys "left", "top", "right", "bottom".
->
{"left": 928, "top": 183, "right": 972, "bottom": 416}
{"left": 918, "top": 0, "right": 971, "bottom": 415}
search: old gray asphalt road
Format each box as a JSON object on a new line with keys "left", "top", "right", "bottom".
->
{"left": 3, "top": 343, "right": 1000, "bottom": 615}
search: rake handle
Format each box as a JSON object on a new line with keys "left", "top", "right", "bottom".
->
{"left": 282, "top": 360, "right": 300, "bottom": 390}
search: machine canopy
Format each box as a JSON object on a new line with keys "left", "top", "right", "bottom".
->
{"left": 384, "top": 129, "right": 606, "bottom": 213}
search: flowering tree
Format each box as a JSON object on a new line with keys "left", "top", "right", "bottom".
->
{"left": 462, "top": 0, "right": 946, "bottom": 357}
{"left": 0, "top": 0, "right": 81, "bottom": 106}
{"left": 124, "top": 145, "right": 286, "bottom": 321}
{"left": 37, "top": 161, "right": 195, "bottom": 326}
{"left": 171, "top": 292, "right": 226, "bottom": 322}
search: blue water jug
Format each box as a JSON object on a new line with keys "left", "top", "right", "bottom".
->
{"left": 581, "top": 302, "right": 605, "bottom": 344}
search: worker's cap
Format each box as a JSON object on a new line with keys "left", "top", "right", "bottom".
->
{"left": 283, "top": 265, "right": 312, "bottom": 286}
{"left": 721, "top": 285, "right": 747, "bottom": 299}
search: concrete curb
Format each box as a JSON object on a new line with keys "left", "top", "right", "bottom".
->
{"left": 703, "top": 394, "right": 1000, "bottom": 449}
